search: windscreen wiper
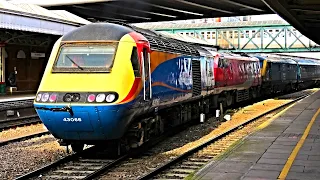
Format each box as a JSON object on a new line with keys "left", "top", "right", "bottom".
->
{"left": 65, "top": 55, "right": 84, "bottom": 70}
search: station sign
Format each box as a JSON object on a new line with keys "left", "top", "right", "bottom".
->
{"left": 31, "top": 52, "right": 45, "bottom": 59}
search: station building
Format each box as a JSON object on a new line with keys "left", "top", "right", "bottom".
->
{"left": 0, "top": 1, "right": 90, "bottom": 93}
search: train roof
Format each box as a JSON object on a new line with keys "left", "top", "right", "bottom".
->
{"left": 62, "top": 23, "right": 133, "bottom": 42}
{"left": 273, "top": 53, "right": 320, "bottom": 61}
{"left": 254, "top": 53, "right": 320, "bottom": 65}
{"left": 254, "top": 55, "right": 297, "bottom": 64}
{"left": 295, "top": 59, "right": 320, "bottom": 65}
{"left": 219, "top": 52, "right": 258, "bottom": 61}
{"left": 269, "top": 53, "right": 320, "bottom": 65}
{"left": 133, "top": 26, "right": 200, "bottom": 56}
{"left": 61, "top": 22, "right": 225, "bottom": 57}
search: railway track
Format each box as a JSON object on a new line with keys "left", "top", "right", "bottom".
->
{"left": 13, "top": 90, "right": 314, "bottom": 180}
{"left": 0, "top": 98, "right": 39, "bottom": 130}
{"left": 0, "top": 130, "right": 50, "bottom": 147}
{"left": 14, "top": 121, "right": 191, "bottom": 180}
{"left": 0, "top": 114, "right": 41, "bottom": 131}
{"left": 81, "top": 91, "right": 312, "bottom": 179}
{"left": 137, "top": 94, "right": 309, "bottom": 180}
{"left": 15, "top": 147, "right": 128, "bottom": 180}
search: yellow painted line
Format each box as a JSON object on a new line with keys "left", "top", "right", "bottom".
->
{"left": 256, "top": 102, "right": 295, "bottom": 130}
{"left": 278, "top": 107, "right": 320, "bottom": 180}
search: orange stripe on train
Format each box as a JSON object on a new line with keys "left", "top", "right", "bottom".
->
{"left": 152, "top": 82, "right": 192, "bottom": 93}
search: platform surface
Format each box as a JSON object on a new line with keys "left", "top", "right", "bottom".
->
{"left": 0, "top": 93, "right": 35, "bottom": 102}
{"left": 195, "top": 90, "right": 320, "bottom": 180}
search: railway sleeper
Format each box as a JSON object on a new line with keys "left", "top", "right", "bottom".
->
{"left": 120, "top": 99, "right": 203, "bottom": 153}
{"left": 60, "top": 88, "right": 263, "bottom": 154}
{"left": 170, "top": 168, "right": 195, "bottom": 174}
{"left": 161, "top": 173, "right": 189, "bottom": 178}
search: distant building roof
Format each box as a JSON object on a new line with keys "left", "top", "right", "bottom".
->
{"left": 135, "top": 20, "right": 289, "bottom": 30}
{"left": 0, "top": 1, "right": 91, "bottom": 35}
{"left": 158, "top": 31, "right": 213, "bottom": 46}
{"left": 7, "top": 2, "right": 91, "bottom": 25}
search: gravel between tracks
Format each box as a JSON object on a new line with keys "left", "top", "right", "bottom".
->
{"left": 163, "top": 89, "right": 318, "bottom": 157}
{"left": 1, "top": 89, "right": 317, "bottom": 180}
{"left": 99, "top": 89, "right": 318, "bottom": 179}
{"left": 0, "top": 135, "right": 68, "bottom": 180}
{"left": 0, "top": 123, "right": 47, "bottom": 141}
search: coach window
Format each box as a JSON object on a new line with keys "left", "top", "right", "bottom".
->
{"left": 218, "top": 58, "right": 224, "bottom": 68}
{"left": 143, "top": 48, "right": 149, "bottom": 78}
{"left": 207, "top": 32, "right": 211, "bottom": 39}
{"left": 212, "top": 32, "right": 216, "bottom": 39}
{"left": 223, "top": 59, "right": 229, "bottom": 68}
{"left": 252, "top": 30, "right": 256, "bottom": 38}
{"left": 201, "top": 32, "right": 205, "bottom": 38}
{"left": 130, "top": 47, "right": 140, "bottom": 77}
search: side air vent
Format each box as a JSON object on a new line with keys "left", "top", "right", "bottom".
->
{"left": 192, "top": 60, "right": 202, "bottom": 97}
{"left": 236, "top": 89, "right": 249, "bottom": 102}
{"left": 143, "top": 33, "right": 199, "bottom": 56}
{"left": 132, "top": 27, "right": 200, "bottom": 56}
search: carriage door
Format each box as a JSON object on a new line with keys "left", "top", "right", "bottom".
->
{"left": 223, "top": 58, "right": 229, "bottom": 86}
{"left": 141, "top": 48, "right": 152, "bottom": 101}
{"left": 206, "top": 58, "right": 213, "bottom": 88}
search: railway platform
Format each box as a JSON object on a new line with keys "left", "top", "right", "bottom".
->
{"left": 0, "top": 93, "right": 35, "bottom": 102}
{"left": 194, "top": 90, "right": 320, "bottom": 180}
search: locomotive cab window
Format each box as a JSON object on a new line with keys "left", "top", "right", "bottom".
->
{"left": 131, "top": 47, "right": 140, "bottom": 77}
{"left": 53, "top": 43, "right": 117, "bottom": 72}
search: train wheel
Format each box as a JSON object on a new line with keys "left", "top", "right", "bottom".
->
{"left": 226, "top": 93, "right": 233, "bottom": 107}
{"left": 71, "top": 143, "right": 84, "bottom": 153}
{"left": 251, "top": 88, "right": 257, "bottom": 99}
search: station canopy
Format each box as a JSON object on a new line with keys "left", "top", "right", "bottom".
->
{"left": 0, "top": 1, "right": 91, "bottom": 35}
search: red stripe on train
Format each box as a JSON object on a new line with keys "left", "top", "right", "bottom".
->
{"left": 119, "top": 78, "right": 141, "bottom": 103}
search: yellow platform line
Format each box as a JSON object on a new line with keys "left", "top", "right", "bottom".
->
{"left": 278, "top": 107, "right": 320, "bottom": 180}
{"left": 256, "top": 103, "right": 296, "bottom": 131}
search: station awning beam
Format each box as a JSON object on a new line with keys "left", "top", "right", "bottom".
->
{"left": 172, "top": 0, "right": 234, "bottom": 14}
{"left": 135, "top": 2, "right": 204, "bottom": 16}
{"left": 219, "top": 0, "right": 265, "bottom": 12}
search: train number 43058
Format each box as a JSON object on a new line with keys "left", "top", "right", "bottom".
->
{"left": 63, "top": 118, "right": 82, "bottom": 122}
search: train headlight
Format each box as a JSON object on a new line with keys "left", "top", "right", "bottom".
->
{"left": 85, "top": 92, "right": 118, "bottom": 103}
{"left": 63, "top": 93, "right": 80, "bottom": 102}
{"left": 96, "top": 94, "right": 106, "bottom": 102}
{"left": 36, "top": 93, "right": 42, "bottom": 101}
{"left": 41, "top": 93, "right": 49, "bottom": 102}
{"left": 87, "top": 94, "right": 96, "bottom": 103}
{"left": 73, "top": 93, "right": 80, "bottom": 102}
{"left": 49, "top": 94, "right": 57, "bottom": 102}
{"left": 63, "top": 93, "right": 73, "bottom": 102}
{"left": 106, "top": 94, "right": 116, "bottom": 103}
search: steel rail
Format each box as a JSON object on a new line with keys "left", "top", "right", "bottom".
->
{"left": 13, "top": 90, "right": 314, "bottom": 180}
{"left": 0, "top": 131, "right": 50, "bottom": 147}
{"left": 138, "top": 94, "right": 309, "bottom": 180}
{"left": 0, "top": 114, "right": 40, "bottom": 131}
{"left": 15, "top": 119, "right": 191, "bottom": 180}
{"left": 14, "top": 146, "right": 97, "bottom": 180}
